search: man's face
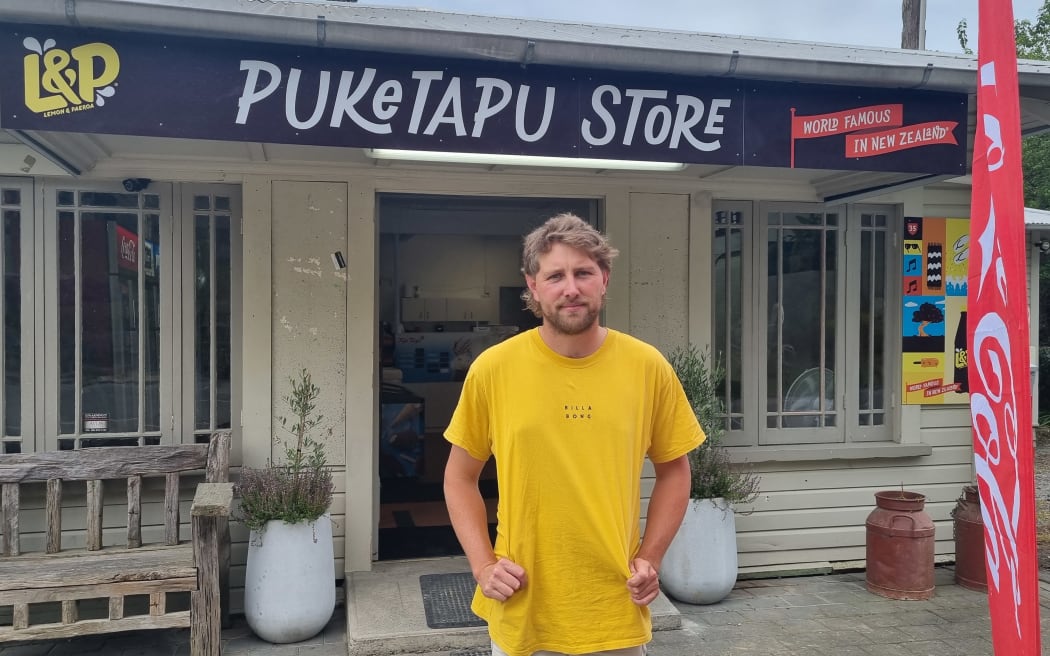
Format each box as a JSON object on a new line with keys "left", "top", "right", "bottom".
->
{"left": 526, "top": 242, "right": 609, "bottom": 336}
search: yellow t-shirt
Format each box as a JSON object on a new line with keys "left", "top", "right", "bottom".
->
{"left": 444, "top": 328, "right": 705, "bottom": 656}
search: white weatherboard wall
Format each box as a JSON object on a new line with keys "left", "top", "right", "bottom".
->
{"left": 234, "top": 179, "right": 349, "bottom": 611}
{"left": 270, "top": 181, "right": 348, "bottom": 470}
{"left": 627, "top": 192, "right": 691, "bottom": 354}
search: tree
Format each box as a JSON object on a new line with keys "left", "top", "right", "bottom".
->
{"left": 912, "top": 302, "right": 944, "bottom": 338}
{"left": 958, "top": 2, "right": 1050, "bottom": 212}
{"left": 958, "top": 2, "right": 1050, "bottom": 60}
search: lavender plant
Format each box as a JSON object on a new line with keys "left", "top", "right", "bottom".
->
{"left": 667, "top": 345, "right": 760, "bottom": 505}
{"left": 238, "top": 369, "right": 335, "bottom": 531}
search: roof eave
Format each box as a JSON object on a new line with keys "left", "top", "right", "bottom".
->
{"left": 7, "top": 0, "right": 1049, "bottom": 94}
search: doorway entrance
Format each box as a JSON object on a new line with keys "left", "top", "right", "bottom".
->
{"left": 376, "top": 193, "right": 598, "bottom": 560}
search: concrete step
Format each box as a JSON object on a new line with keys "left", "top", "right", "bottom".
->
{"left": 346, "top": 556, "right": 682, "bottom": 656}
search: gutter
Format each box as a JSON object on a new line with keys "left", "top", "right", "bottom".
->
{"left": 6, "top": 0, "right": 1050, "bottom": 93}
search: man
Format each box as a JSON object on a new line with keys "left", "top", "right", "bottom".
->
{"left": 444, "top": 213, "right": 704, "bottom": 656}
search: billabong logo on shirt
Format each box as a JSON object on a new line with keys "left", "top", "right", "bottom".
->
{"left": 564, "top": 404, "right": 593, "bottom": 420}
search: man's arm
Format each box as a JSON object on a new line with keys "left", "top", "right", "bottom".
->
{"left": 627, "top": 454, "right": 691, "bottom": 605}
{"left": 444, "top": 445, "right": 526, "bottom": 600}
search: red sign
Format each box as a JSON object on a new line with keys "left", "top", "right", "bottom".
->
{"left": 116, "top": 225, "right": 138, "bottom": 272}
{"left": 788, "top": 103, "right": 958, "bottom": 167}
{"left": 844, "top": 121, "right": 958, "bottom": 158}
{"left": 791, "top": 104, "right": 903, "bottom": 138}
{"left": 968, "top": 1, "right": 1042, "bottom": 653}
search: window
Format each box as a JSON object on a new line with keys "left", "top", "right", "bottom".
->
{"left": 55, "top": 189, "right": 164, "bottom": 448}
{"left": 1, "top": 180, "right": 31, "bottom": 454}
{"left": 712, "top": 201, "right": 896, "bottom": 446}
{"left": 26, "top": 181, "right": 242, "bottom": 451}
{"left": 185, "top": 190, "right": 235, "bottom": 444}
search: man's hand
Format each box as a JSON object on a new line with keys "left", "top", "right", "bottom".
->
{"left": 476, "top": 558, "right": 527, "bottom": 602}
{"left": 626, "top": 557, "right": 660, "bottom": 606}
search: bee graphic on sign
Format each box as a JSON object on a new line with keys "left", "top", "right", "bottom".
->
{"left": 21, "top": 36, "right": 119, "bottom": 117}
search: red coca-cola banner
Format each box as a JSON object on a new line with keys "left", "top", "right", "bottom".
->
{"left": 968, "top": 1, "right": 1042, "bottom": 654}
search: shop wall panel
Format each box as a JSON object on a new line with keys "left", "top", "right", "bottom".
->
{"left": 627, "top": 192, "right": 690, "bottom": 355}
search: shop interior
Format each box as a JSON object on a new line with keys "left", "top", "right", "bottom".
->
{"left": 376, "top": 193, "right": 598, "bottom": 559}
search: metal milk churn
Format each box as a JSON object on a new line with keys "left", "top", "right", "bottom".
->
{"left": 865, "top": 490, "right": 936, "bottom": 600}
{"left": 951, "top": 485, "right": 987, "bottom": 592}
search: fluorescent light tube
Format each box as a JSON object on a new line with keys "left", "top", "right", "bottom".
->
{"left": 365, "top": 149, "right": 686, "bottom": 171}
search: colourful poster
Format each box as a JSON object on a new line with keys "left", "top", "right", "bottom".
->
{"left": 901, "top": 216, "right": 969, "bottom": 404}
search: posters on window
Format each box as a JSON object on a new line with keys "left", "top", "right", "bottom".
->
{"left": 901, "top": 216, "right": 970, "bottom": 404}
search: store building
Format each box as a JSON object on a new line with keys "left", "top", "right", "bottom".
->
{"left": 2, "top": 0, "right": 1050, "bottom": 612}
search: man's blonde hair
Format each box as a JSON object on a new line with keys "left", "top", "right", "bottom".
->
{"left": 521, "top": 213, "right": 618, "bottom": 316}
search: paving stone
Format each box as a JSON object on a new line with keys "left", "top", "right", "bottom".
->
{"left": 862, "top": 609, "right": 951, "bottom": 628}
{"left": 42, "top": 638, "right": 108, "bottom": 655}
{"left": 816, "top": 616, "right": 876, "bottom": 632}
{"left": 772, "top": 618, "right": 828, "bottom": 634}
{"left": 813, "top": 645, "right": 871, "bottom": 656}
{"left": 298, "top": 645, "right": 348, "bottom": 655}
{"left": 4, "top": 577, "right": 1049, "bottom": 656}
{"left": 0, "top": 645, "right": 52, "bottom": 656}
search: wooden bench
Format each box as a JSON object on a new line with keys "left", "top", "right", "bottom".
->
{"left": 0, "top": 431, "right": 233, "bottom": 656}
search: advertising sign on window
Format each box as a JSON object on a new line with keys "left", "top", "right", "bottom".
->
{"left": 115, "top": 225, "right": 138, "bottom": 273}
{"left": 901, "top": 216, "right": 970, "bottom": 404}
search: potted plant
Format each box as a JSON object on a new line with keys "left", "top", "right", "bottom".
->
{"left": 661, "top": 345, "right": 760, "bottom": 604}
{"left": 238, "top": 368, "right": 336, "bottom": 643}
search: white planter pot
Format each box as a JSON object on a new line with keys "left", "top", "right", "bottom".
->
{"left": 244, "top": 513, "right": 335, "bottom": 644}
{"left": 661, "top": 498, "right": 738, "bottom": 605}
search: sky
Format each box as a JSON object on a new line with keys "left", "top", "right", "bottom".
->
{"left": 352, "top": 0, "right": 1046, "bottom": 54}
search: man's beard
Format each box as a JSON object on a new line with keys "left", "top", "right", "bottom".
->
{"left": 540, "top": 296, "right": 604, "bottom": 336}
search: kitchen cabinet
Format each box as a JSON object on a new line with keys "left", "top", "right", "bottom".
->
{"left": 400, "top": 297, "right": 447, "bottom": 321}
{"left": 402, "top": 297, "right": 493, "bottom": 322}
{"left": 445, "top": 298, "right": 492, "bottom": 321}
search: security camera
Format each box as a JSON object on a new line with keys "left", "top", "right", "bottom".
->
{"left": 122, "top": 178, "right": 151, "bottom": 192}
{"left": 1041, "top": 238, "right": 1050, "bottom": 254}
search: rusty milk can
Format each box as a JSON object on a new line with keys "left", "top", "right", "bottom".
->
{"left": 952, "top": 484, "right": 988, "bottom": 592}
{"left": 865, "top": 490, "right": 936, "bottom": 600}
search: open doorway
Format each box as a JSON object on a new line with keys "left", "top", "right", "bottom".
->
{"left": 376, "top": 193, "right": 599, "bottom": 560}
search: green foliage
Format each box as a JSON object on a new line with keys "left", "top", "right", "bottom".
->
{"left": 238, "top": 369, "right": 334, "bottom": 531}
{"left": 957, "top": 2, "right": 1050, "bottom": 58}
{"left": 667, "top": 345, "right": 760, "bottom": 505}
{"left": 957, "top": 18, "right": 973, "bottom": 55}
{"left": 1016, "top": 1, "right": 1050, "bottom": 60}
{"left": 1024, "top": 134, "right": 1050, "bottom": 209}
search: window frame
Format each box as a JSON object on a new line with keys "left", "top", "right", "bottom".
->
{"left": 180, "top": 184, "right": 241, "bottom": 445}
{"left": 712, "top": 199, "right": 899, "bottom": 448}
{"left": 1, "top": 180, "right": 244, "bottom": 453}
{"left": 0, "top": 177, "right": 35, "bottom": 453}
{"left": 42, "top": 182, "right": 176, "bottom": 449}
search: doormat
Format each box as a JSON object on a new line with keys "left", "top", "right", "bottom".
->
{"left": 419, "top": 572, "right": 486, "bottom": 629}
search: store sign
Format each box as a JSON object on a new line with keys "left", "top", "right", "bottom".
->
{"left": 0, "top": 23, "right": 968, "bottom": 174}
{"left": 116, "top": 225, "right": 137, "bottom": 272}
{"left": 83, "top": 412, "right": 108, "bottom": 433}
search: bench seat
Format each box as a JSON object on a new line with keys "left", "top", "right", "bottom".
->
{"left": 0, "top": 432, "right": 231, "bottom": 655}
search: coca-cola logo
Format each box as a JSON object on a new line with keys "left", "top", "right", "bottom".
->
{"left": 116, "top": 225, "right": 138, "bottom": 271}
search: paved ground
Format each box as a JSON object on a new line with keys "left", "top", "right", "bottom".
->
{"left": 1, "top": 567, "right": 1048, "bottom": 655}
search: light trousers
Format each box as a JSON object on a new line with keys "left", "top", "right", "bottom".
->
{"left": 491, "top": 642, "right": 647, "bottom": 656}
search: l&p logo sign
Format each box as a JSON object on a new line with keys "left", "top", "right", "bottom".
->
{"left": 22, "top": 36, "right": 119, "bottom": 117}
